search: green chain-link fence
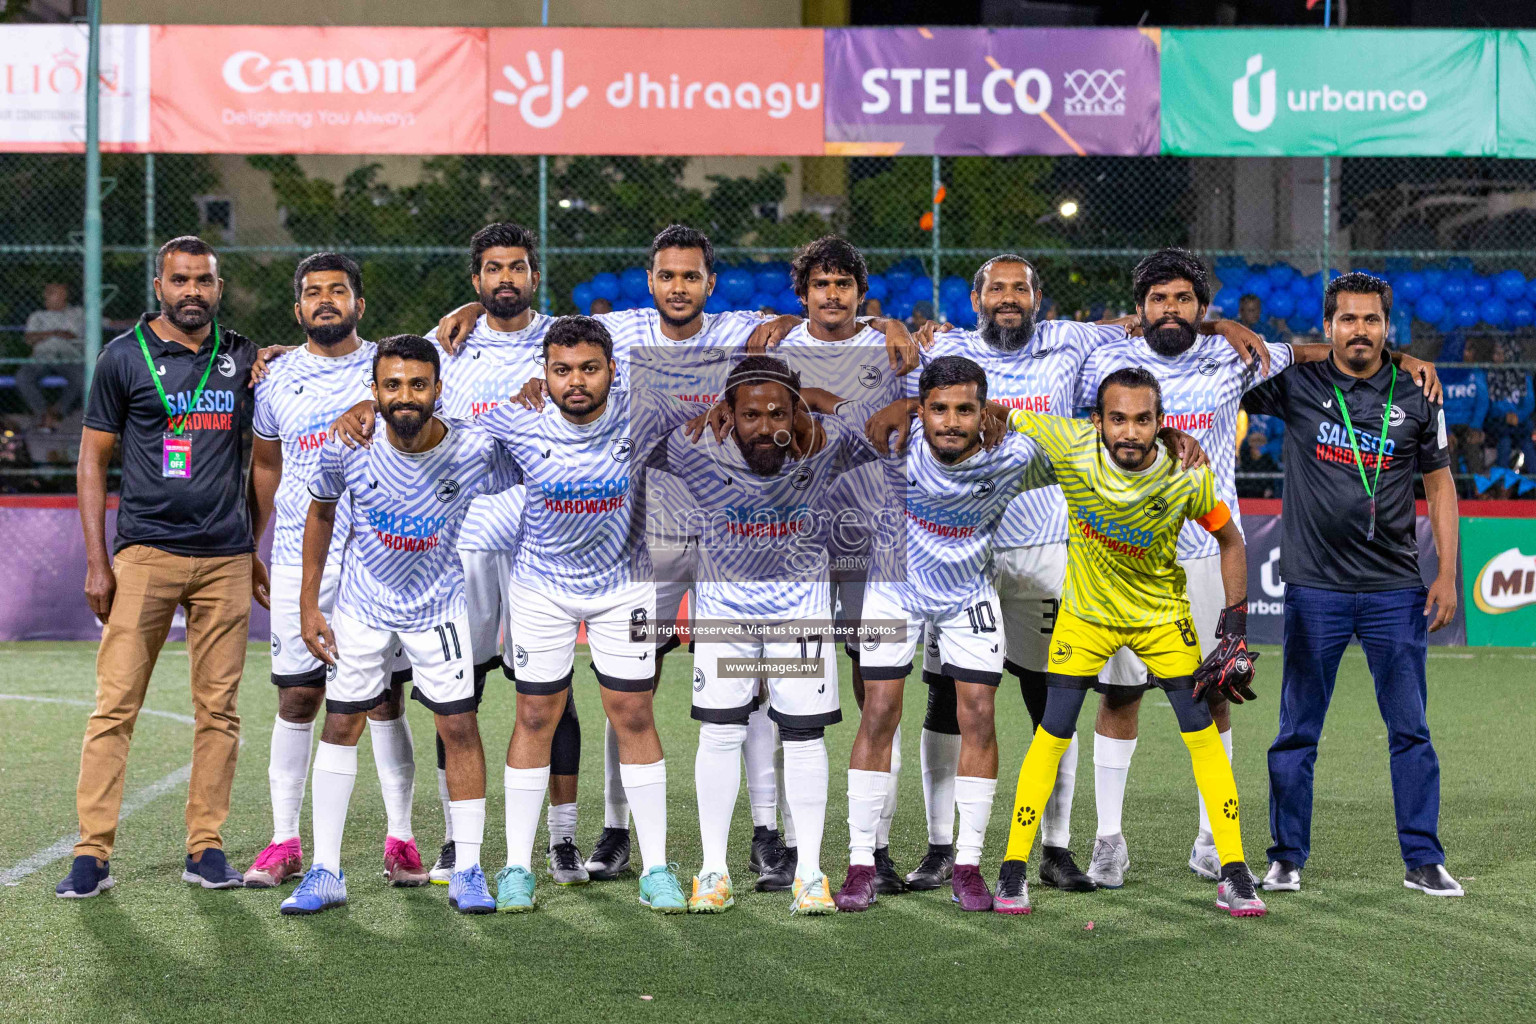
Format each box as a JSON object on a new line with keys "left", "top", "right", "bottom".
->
{"left": 3, "top": 152, "right": 1535, "bottom": 494}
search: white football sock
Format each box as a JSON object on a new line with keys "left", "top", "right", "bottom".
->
{"left": 367, "top": 715, "right": 415, "bottom": 842}
{"left": 603, "top": 721, "right": 630, "bottom": 830}
{"left": 954, "top": 776, "right": 998, "bottom": 867}
{"left": 449, "top": 798, "right": 485, "bottom": 871}
{"left": 782, "top": 738, "right": 828, "bottom": 880}
{"left": 876, "top": 723, "right": 901, "bottom": 848}
{"left": 620, "top": 759, "right": 669, "bottom": 873}
{"left": 504, "top": 764, "right": 549, "bottom": 871}
{"left": 1093, "top": 733, "right": 1138, "bottom": 837}
{"left": 437, "top": 767, "right": 453, "bottom": 843}
{"left": 775, "top": 738, "right": 798, "bottom": 848}
{"left": 744, "top": 704, "right": 778, "bottom": 829}
{"left": 547, "top": 802, "right": 578, "bottom": 849}
{"left": 268, "top": 716, "right": 313, "bottom": 844}
{"left": 847, "top": 769, "right": 888, "bottom": 867}
{"left": 1196, "top": 729, "right": 1233, "bottom": 837}
{"left": 311, "top": 741, "right": 358, "bottom": 874}
{"left": 1041, "top": 733, "right": 1078, "bottom": 849}
{"left": 919, "top": 728, "right": 961, "bottom": 846}
{"left": 695, "top": 723, "right": 745, "bottom": 876}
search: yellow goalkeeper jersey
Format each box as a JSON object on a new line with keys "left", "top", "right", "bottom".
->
{"left": 1008, "top": 410, "right": 1229, "bottom": 629}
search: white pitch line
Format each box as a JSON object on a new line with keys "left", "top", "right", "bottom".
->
{"left": 0, "top": 694, "right": 234, "bottom": 886}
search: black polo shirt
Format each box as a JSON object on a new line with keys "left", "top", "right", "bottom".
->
{"left": 83, "top": 313, "right": 259, "bottom": 557}
{"left": 1243, "top": 354, "right": 1450, "bottom": 593}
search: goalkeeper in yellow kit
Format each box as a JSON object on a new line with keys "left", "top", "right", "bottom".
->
{"left": 994, "top": 366, "right": 1266, "bottom": 918}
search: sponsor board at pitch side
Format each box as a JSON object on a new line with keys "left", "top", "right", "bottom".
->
{"left": 1161, "top": 29, "right": 1497, "bottom": 156}
{"left": 0, "top": 25, "right": 149, "bottom": 151}
{"left": 486, "top": 29, "right": 823, "bottom": 155}
{"left": 1463, "top": 517, "right": 1536, "bottom": 646}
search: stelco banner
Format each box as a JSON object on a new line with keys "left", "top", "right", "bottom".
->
{"left": 1160, "top": 28, "right": 1498, "bottom": 157}
{"left": 822, "top": 27, "right": 1161, "bottom": 156}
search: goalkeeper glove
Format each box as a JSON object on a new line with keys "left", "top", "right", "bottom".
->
{"left": 1192, "top": 601, "right": 1260, "bottom": 704}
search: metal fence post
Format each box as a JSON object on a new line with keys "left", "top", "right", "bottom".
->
{"left": 539, "top": 155, "right": 550, "bottom": 314}
{"left": 931, "top": 154, "right": 941, "bottom": 315}
{"left": 144, "top": 152, "right": 156, "bottom": 312}
{"left": 1322, "top": 156, "right": 1331, "bottom": 289}
{"left": 82, "top": 0, "right": 103, "bottom": 390}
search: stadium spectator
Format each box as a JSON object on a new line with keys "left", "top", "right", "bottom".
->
{"left": 861, "top": 296, "right": 883, "bottom": 318}
{"left": 18, "top": 283, "right": 86, "bottom": 431}
{"left": 909, "top": 301, "right": 933, "bottom": 332}
{"left": 1439, "top": 363, "right": 1489, "bottom": 476}
{"left": 1237, "top": 427, "right": 1279, "bottom": 498}
{"left": 1242, "top": 271, "right": 1462, "bottom": 898}
{"left": 589, "top": 296, "right": 613, "bottom": 314}
{"left": 57, "top": 237, "right": 266, "bottom": 899}
{"left": 1483, "top": 338, "right": 1536, "bottom": 471}
{"left": 1237, "top": 294, "right": 1284, "bottom": 347}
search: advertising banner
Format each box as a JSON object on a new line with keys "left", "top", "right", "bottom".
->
{"left": 486, "top": 28, "right": 824, "bottom": 155}
{"left": 822, "top": 27, "right": 1161, "bottom": 156}
{"left": 0, "top": 24, "right": 149, "bottom": 152}
{"left": 1161, "top": 29, "right": 1497, "bottom": 156}
{"left": 148, "top": 25, "right": 487, "bottom": 154}
{"left": 1461, "top": 518, "right": 1536, "bottom": 646}
{"left": 1497, "top": 32, "right": 1536, "bottom": 158}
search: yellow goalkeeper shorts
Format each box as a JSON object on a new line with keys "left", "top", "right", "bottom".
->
{"left": 1045, "top": 608, "right": 1202, "bottom": 682}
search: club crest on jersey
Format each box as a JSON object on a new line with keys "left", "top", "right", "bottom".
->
{"left": 217, "top": 353, "right": 237, "bottom": 378}
{"left": 861, "top": 637, "right": 879, "bottom": 652}
{"left": 925, "top": 631, "right": 940, "bottom": 657}
{"left": 612, "top": 437, "right": 634, "bottom": 463}
{"left": 791, "top": 465, "right": 813, "bottom": 490}
{"left": 693, "top": 667, "right": 706, "bottom": 692}
{"left": 1387, "top": 404, "right": 1406, "bottom": 427}
{"left": 514, "top": 645, "right": 529, "bottom": 668}
{"left": 701, "top": 347, "right": 726, "bottom": 364}
{"left": 858, "top": 364, "right": 883, "bottom": 389}
{"left": 434, "top": 478, "right": 461, "bottom": 503}
{"left": 1050, "top": 640, "right": 1073, "bottom": 665}
{"left": 1197, "top": 357, "right": 1220, "bottom": 376}
{"left": 1142, "top": 496, "right": 1169, "bottom": 520}
{"left": 270, "top": 635, "right": 282, "bottom": 657}
{"left": 972, "top": 478, "right": 995, "bottom": 499}
{"left": 325, "top": 661, "right": 337, "bottom": 683}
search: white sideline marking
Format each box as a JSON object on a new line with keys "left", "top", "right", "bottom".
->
{"left": 0, "top": 694, "right": 233, "bottom": 886}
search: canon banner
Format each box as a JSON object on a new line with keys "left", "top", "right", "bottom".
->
{"left": 0, "top": 24, "right": 149, "bottom": 151}
{"left": 822, "top": 27, "right": 1161, "bottom": 156}
{"left": 486, "top": 28, "right": 823, "bottom": 155}
{"left": 148, "top": 25, "right": 487, "bottom": 154}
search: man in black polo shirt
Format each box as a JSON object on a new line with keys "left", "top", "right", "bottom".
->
{"left": 58, "top": 236, "right": 266, "bottom": 898}
{"left": 1242, "top": 272, "right": 1462, "bottom": 898}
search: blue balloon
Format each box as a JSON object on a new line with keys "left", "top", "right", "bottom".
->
{"left": 1243, "top": 273, "right": 1272, "bottom": 298}
{"left": 1468, "top": 276, "right": 1493, "bottom": 303}
{"left": 885, "top": 296, "right": 914, "bottom": 321}
{"left": 907, "top": 275, "right": 934, "bottom": 301}
{"left": 1390, "top": 307, "right": 1413, "bottom": 345}
{"left": 1446, "top": 255, "right": 1474, "bottom": 273}
{"left": 1421, "top": 268, "right": 1447, "bottom": 293}
{"left": 775, "top": 288, "right": 801, "bottom": 314}
{"left": 1266, "top": 292, "right": 1296, "bottom": 318}
{"left": 1512, "top": 301, "right": 1536, "bottom": 328}
{"left": 1496, "top": 269, "right": 1527, "bottom": 301}
{"left": 1454, "top": 300, "right": 1480, "bottom": 328}
{"left": 940, "top": 275, "right": 970, "bottom": 298}
{"left": 866, "top": 275, "right": 888, "bottom": 301}
{"left": 1288, "top": 315, "right": 1315, "bottom": 334}
{"left": 1439, "top": 275, "right": 1467, "bottom": 304}
{"left": 1480, "top": 297, "right": 1509, "bottom": 328}
{"left": 1267, "top": 264, "right": 1298, "bottom": 287}
{"left": 749, "top": 292, "right": 778, "bottom": 312}
{"left": 1296, "top": 291, "right": 1322, "bottom": 319}
{"left": 590, "top": 272, "right": 619, "bottom": 301}
{"left": 1414, "top": 293, "right": 1446, "bottom": 323}
{"left": 1288, "top": 274, "right": 1313, "bottom": 299}
{"left": 619, "top": 266, "right": 649, "bottom": 300}
{"left": 885, "top": 266, "right": 915, "bottom": 296}
{"left": 755, "top": 270, "right": 786, "bottom": 295}
{"left": 723, "top": 268, "right": 755, "bottom": 303}
{"left": 1395, "top": 271, "right": 1425, "bottom": 302}
{"left": 951, "top": 305, "right": 979, "bottom": 328}
{"left": 572, "top": 282, "right": 594, "bottom": 313}
{"left": 703, "top": 292, "right": 729, "bottom": 314}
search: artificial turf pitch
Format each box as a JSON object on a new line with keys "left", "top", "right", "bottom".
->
{"left": 2, "top": 641, "right": 1532, "bottom": 1024}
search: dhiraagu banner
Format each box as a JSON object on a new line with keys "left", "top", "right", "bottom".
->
{"left": 1160, "top": 29, "right": 1497, "bottom": 156}
{"left": 1462, "top": 517, "right": 1536, "bottom": 647}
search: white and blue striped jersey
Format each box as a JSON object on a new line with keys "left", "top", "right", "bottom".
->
{"left": 853, "top": 418, "right": 1054, "bottom": 619}
{"left": 253, "top": 341, "right": 378, "bottom": 567}
{"left": 651, "top": 414, "right": 874, "bottom": 622}
{"left": 918, "top": 320, "right": 1111, "bottom": 550}
{"left": 426, "top": 313, "right": 551, "bottom": 553}
{"left": 476, "top": 387, "right": 706, "bottom": 598}
{"left": 603, "top": 307, "right": 763, "bottom": 537}
{"left": 309, "top": 417, "right": 521, "bottom": 632}
{"left": 1076, "top": 333, "right": 1293, "bottom": 560}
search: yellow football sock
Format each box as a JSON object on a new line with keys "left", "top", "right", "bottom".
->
{"left": 1181, "top": 724, "right": 1245, "bottom": 866}
{"left": 1002, "top": 727, "right": 1074, "bottom": 863}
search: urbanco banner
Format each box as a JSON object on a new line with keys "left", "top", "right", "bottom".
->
{"left": 822, "top": 27, "right": 1161, "bottom": 156}
{"left": 148, "top": 25, "right": 488, "bottom": 154}
{"left": 486, "top": 28, "right": 824, "bottom": 155}
{"left": 0, "top": 24, "right": 149, "bottom": 151}
{"left": 1161, "top": 29, "right": 1497, "bottom": 157}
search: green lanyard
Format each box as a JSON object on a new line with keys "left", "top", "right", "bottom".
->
{"left": 1332, "top": 362, "right": 1396, "bottom": 543}
{"left": 135, "top": 320, "right": 221, "bottom": 437}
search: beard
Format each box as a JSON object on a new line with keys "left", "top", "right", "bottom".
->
{"left": 978, "top": 304, "right": 1037, "bottom": 352}
{"left": 1100, "top": 429, "right": 1153, "bottom": 470}
{"left": 553, "top": 382, "right": 608, "bottom": 417}
{"left": 657, "top": 301, "right": 701, "bottom": 331}
{"left": 383, "top": 402, "right": 431, "bottom": 441}
{"left": 928, "top": 430, "right": 977, "bottom": 464}
{"left": 1142, "top": 313, "right": 1198, "bottom": 357}
{"left": 480, "top": 284, "right": 532, "bottom": 321}
{"left": 303, "top": 305, "right": 360, "bottom": 347}
{"left": 161, "top": 296, "right": 214, "bottom": 333}
{"left": 738, "top": 434, "right": 788, "bottom": 476}
{"left": 1341, "top": 335, "right": 1379, "bottom": 371}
